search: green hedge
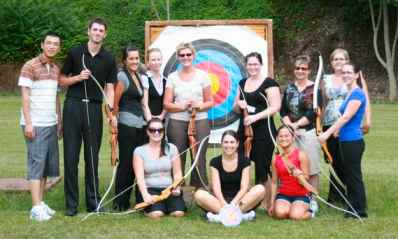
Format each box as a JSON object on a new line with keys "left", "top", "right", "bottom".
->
{"left": 0, "top": 0, "right": 370, "bottom": 63}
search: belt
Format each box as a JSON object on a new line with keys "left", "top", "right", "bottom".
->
{"left": 67, "top": 97, "right": 102, "bottom": 104}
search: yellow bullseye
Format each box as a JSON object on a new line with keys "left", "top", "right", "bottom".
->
{"left": 208, "top": 73, "right": 219, "bottom": 94}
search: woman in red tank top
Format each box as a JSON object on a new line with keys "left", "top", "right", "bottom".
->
{"left": 268, "top": 125, "right": 313, "bottom": 220}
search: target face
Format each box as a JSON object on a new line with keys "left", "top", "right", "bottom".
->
{"left": 163, "top": 39, "right": 247, "bottom": 129}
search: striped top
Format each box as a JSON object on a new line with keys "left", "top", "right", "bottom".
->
{"left": 18, "top": 54, "right": 60, "bottom": 126}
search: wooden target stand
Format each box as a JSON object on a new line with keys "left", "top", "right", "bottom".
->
{"left": 145, "top": 19, "right": 274, "bottom": 203}
{"left": 0, "top": 177, "right": 62, "bottom": 192}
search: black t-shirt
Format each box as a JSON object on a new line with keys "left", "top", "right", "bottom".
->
{"left": 238, "top": 77, "right": 279, "bottom": 139}
{"left": 210, "top": 155, "right": 251, "bottom": 199}
{"left": 61, "top": 44, "right": 117, "bottom": 102}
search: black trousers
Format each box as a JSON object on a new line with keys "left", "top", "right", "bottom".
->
{"left": 340, "top": 139, "right": 367, "bottom": 216}
{"left": 63, "top": 98, "right": 103, "bottom": 212}
{"left": 323, "top": 126, "right": 347, "bottom": 202}
{"left": 113, "top": 123, "right": 145, "bottom": 210}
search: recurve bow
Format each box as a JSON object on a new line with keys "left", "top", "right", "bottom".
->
{"left": 313, "top": 53, "right": 346, "bottom": 190}
{"left": 187, "top": 107, "right": 198, "bottom": 159}
{"left": 238, "top": 86, "right": 253, "bottom": 158}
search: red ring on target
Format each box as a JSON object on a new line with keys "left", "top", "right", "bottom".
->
{"left": 196, "top": 61, "right": 230, "bottom": 106}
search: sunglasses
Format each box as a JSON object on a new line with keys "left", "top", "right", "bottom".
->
{"left": 178, "top": 53, "right": 193, "bottom": 58}
{"left": 295, "top": 66, "right": 308, "bottom": 71}
{"left": 147, "top": 128, "right": 164, "bottom": 134}
{"left": 333, "top": 57, "right": 346, "bottom": 61}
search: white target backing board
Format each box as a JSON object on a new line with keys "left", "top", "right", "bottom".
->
{"left": 145, "top": 20, "right": 274, "bottom": 144}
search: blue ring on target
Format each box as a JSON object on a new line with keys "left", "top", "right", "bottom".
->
{"left": 163, "top": 39, "right": 246, "bottom": 129}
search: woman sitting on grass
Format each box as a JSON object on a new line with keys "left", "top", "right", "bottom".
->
{"left": 133, "top": 118, "right": 186, "bottom": 219}
{"left": 268, "top": 125, "right": 315, "bottom": 220}
{"left": 194, "top": 130, "right": 265, "bottom": 222}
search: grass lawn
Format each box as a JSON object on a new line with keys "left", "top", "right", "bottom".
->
{"left": 0, "top": 95, "right": 397, "bottom": 239}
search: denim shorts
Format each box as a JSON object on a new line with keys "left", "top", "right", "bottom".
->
{"left": 23, "top": 125, "right": 59, "bottom": 180}
{"left": 276, "top": 193, "right": 310, "bottom": 204}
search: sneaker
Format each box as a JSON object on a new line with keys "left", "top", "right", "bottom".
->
{"left": 309, "top": 209, "right": 316, "bottom": 218}
{"left": 309, "top": 199, "right": 319, "bottom": 214}
{"left": 30, "top": 205, "right": 51, "bottom": 222}
{"left": 242, "top": 210, "right": 256, "bottom": 221}
{"left": 41, "top": 201, "right": 55, "bottom": 216}
{"left": 206, "top": 212, "right": 221, "bottom": 223}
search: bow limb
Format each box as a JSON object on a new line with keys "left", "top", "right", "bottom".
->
{"left": 313, "top": 53, "right": 333, "bottom": 163}
{"left": 316, "top": 110, "right": 346, "bottom": 190}
{"left": 82, "top": 54, "right": 119, "bottom": 212}
{"left": 134, "top": 177, "right": 185, "bottom": 210}
{"left": 315, "top": 108, "right": 333, "bottom": 164}
{"left": 104, "top": 106, "right": 118, "bottom": 167}
{"left": 188, "top": 107, "right": 198, "bottom": 159}
{"left": 242, "top": 109, "right": 254, "bottom": 159}
{"left": 359, "top": 71, "right": 372, "bottom": 134}
{"left": 238, "top": 85, "right": 254, "bottom": 158}
{"left": 279, "top": 150, "right": 319, "bottom": 195}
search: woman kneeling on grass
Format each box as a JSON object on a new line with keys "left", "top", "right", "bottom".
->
{"left": 194, "top": 130, "right": 265, "bottom": 222}
{"left": 268, "top": 125, "right": 314, "bottom": 220}
{"left": 133, "top": 118, "right": 186, "bottom": 219}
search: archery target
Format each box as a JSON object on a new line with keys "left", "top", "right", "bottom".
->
{"left": 163, "top": 39, "right": 246, "bottom": 128}
{"left": 149, "top": 25, "right": 269, "bottom": 143}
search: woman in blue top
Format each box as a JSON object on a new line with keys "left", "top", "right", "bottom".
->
{"left": 319, "top": 62, "right": 368, "bottom": 218}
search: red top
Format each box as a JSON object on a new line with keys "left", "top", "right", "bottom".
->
{"left": 275, "top": 148, "right": 309, "bottom": 196}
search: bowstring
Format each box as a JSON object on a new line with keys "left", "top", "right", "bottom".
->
{"left": 82, "top": 53, "right": 99, "bottom": 210}
{"left": 81, "top": 135, "right": 209, "bottom": 221}
{"left": 82, "top": 53, "right": 122, "bottom": 213}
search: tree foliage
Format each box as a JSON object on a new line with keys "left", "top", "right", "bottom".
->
{"left": 0, "top": 0, "right": 275, "bottom": 63}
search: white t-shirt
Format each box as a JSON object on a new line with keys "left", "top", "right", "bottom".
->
{"left": 166, "top": 69, "right": 211, "bottom": 121}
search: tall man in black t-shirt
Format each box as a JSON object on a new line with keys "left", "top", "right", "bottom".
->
{"left": 59, "top": 17, "right": 117, "bottom": 216}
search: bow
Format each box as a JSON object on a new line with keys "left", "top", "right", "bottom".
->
{"left": 260, "top": 92, "right": 363, "bottom": 222}
{"left": 133, "top": 135, "right": 210, "bottom": 210}
{"left": 188, "top": 107, "right": 198, "bottom": 159}
{"left": 81, "top": 54, "right": 119, "bottom": 212}
{"left": 359, "top": 71, "right": 371, "bottom": 134}
{"left": 312, "top": 53, "right": 346, "bottom": 191}
{"left": 238, "top": 85, "right": 254, "bottom": 158}
{"left": 259, "top": 92, "right": 317, "bottom": 195}
{"left": 278, "top": 147, "right": 319, "bottom": 195}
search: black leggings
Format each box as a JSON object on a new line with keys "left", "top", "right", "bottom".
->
{"left": 323, "top": 126, "right": 347, "bottom": 202}
{"left": 340, "top": 139, "right": 367, "bottom": 216}
{"left": 114, "top": 123, "right": 145, "bottom": 210}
